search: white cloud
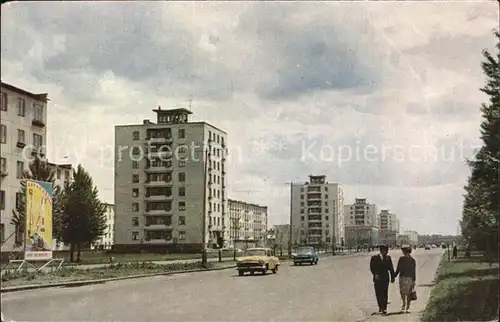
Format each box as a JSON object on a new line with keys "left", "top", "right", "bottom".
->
{"left": 1, "top": 1, "right": 498, "bottom": 234}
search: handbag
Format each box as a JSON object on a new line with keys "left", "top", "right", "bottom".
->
{"left": 411, "top": 290, "right": 417, "bottom": 301}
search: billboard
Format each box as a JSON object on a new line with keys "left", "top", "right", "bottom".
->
{"left": 24, "top": 180, "right": 53, "bottom": 261}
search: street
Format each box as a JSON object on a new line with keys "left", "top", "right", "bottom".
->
{"left": 1, "top": 249, "right": 443, "bottom": 321}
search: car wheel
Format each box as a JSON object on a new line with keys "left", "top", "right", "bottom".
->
{"left": 238, "top": 271, "right": 244, "bottom": 276}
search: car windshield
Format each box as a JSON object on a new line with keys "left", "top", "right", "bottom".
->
{"left": 245, "top": 249, "right": 267, "bottom": 256}
{"left": 296, "top": 247, "right": 315, "bottom": 254}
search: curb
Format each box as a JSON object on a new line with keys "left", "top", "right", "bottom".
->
{"left": 0, "top": 264, "right": 236, "bottom": 293}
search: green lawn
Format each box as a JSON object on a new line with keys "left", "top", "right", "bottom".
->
{"left": 422, "top": 252, "right": 499, "bottom": 321}
{"left": 55, "top": 250, "right": 245, "bottom": 265}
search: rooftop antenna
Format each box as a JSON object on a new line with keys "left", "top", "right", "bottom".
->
{"left": 188, "top": 99, "right": 192, "bottom": 111}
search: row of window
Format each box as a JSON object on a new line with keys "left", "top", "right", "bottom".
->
{"left": 0, "top": 92, "right": 44, "bottom": 121}
{"left": 131, "top": 215, "right": 187, "bottom": 227}
{"left": 300, "top": 215, "right": 330, "bottom": 221}
{"left": 0, "top": 157, "right": 70, "bottom": 180}
{"left": 131, "top": 230, "right": 186, "bottom": 241}
{"left": 0, "top": 125, "right": 43, "bottom": 147}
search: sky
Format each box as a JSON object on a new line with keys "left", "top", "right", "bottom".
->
{"left": 1, "top": 1, "right": 498, "bottom": 235}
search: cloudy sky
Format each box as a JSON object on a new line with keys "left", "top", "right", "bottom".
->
{"left": 1, "top": 1, "right": 498, "bottom": 235}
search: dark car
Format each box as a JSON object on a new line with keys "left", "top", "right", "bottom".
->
{"left": 425, "top": 244, "right": 431, "bottom": 250}
{"left": 292, "top": 246, "right": 319, "bottom": 265}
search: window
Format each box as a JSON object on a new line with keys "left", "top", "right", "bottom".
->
{"left": 132, "top": 188, "right": 139, "bottom": 197}
{"left": 131, "top": 231, "right": 139, "bottom": 241}
{"left": 15, "top": 192, "right": 23, "bottom": 210}
{"left": 178, "top": 129, "right": 185, "bottom": 139}
{"left": 132, "top": 161, "right": 139, "bottom": 169}
{"left": 132, "top": 131, "right": 140, "bottom": 140}
{"left": 17, "top": 98, "right": 25, "bottom": 116}
{"left": 178, "top": 231, "right": 186, "bottom": 240}
{"left": 16, "top": 161, "right": 24, "bottom": 179}
{"left": 0, "top": 223, "right": 4, "bottom": 244}
{"left": 132, "top": 174, "right": 139, "bottom": 183}
{"left": 17, "top": 129, "right": 25, "bottom": 143}
{"left": 0, "top": 190, "right": 4, "bottom": 210}
{"left": 132, "top": 203, "right": 139, "bottom": 212}
{"left": 0, "top": 157, "right": 6, "bottom": 172}
{"left": 56, "top": 168, "right": 62, "bottom": 179}
{"left": 178, "top": 187, "right": 185, "bottom": 196}
{"left": 131, "top": 146, "right": 141, "bottom": 155}
{"left": 33, "top": 134, "right": 43, "bottom": 148}
{"left": 33, "top": 103, "right": 44, "bottom": 122}
{"left": 132, "top": 217, "right": 139, "bottom": 226}
{"left": 178, "top": 201, "right": 186, "bottom": 211}
{"left": 0, "top": 92, "right": 6, "bottom": 111}
{"left": 178, "top": 172, "right": 185, "bottom": 182}
{"left": 0, "top": 125, "right": 5, "bottom": 143}
{"left": 179, "top": 216, "right": 186, "bottom": 225}
{"left": 179, "top": 160, "right": 186, "bottom": 167}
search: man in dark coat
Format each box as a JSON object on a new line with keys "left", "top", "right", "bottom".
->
{"left": 370, "top": 244, "right": 395, "bottom": 314}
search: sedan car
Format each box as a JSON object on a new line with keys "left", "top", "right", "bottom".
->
{"left": 236, "top": 247, "right": 280, "bottom": 276}
{"left": 292, "top": 246, "right": 319, "bottom": 265}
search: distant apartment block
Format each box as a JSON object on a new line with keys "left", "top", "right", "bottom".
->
{"left": 344, "top": 198, "right": 378, "bottom": 227}
{"left": 227, "top": 199, "right": 268, "bottom": 249}
{"left": 91, "top": 203, "right": 115, "bottom": 250}
{"left": 291, "top": 175, "right": 345, "bottom": 247}
{"left": 378, "top": 209, "right": 400, "bottom": 247}
{"left": 114, "top": 107, "right": 227, "bottom": 251}
{"left": 1, "top": 82, "right": 48, "bottom": 252}
{"left": 403, "top": 230, "right": 419, "bottom": 246}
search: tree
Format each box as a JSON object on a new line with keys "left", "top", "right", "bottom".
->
{"left": 461, "top": 30, "right": 500, "bottom": 258}
{"left": 58, "top": 165, "right": 107, "bottom": 262}
{"left": 9, "top": 156, "right": 62, "bottom": 247}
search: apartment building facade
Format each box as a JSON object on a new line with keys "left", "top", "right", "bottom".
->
{"left": 378, "top": 209, "right": 400, "bottom": 247}
{"left": 1, "top": 82, "right": 48, "bottom": 252}
{"left": 48, "top": 162, "right": 73, "bottom": 251}
{"left": 290, "top": 175, "right": 345, "bottom": 247}
{"left": 114, "top": 107, "right": 227, "bottom": 251}
{"left": 91, "top": 203, "right": 115, "bottom": 250}
{"left": 227, "top": 199, "right": 268, "bottom": 249}
{"left": 343, "top": 198, "right": 379, "bottom": 248}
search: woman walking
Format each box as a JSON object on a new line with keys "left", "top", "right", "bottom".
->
{"left": 394, "top": 245, "right": 416, "bottom": 313}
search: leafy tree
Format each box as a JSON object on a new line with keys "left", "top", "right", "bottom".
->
{"left": 9, "top": 156, "right": 62, "bottom": 247}
{"left": 58, "top": 165, "right": 107, "bottom": 262}
{"left": 461, "top": 31, "right": 500, "bottom": 258}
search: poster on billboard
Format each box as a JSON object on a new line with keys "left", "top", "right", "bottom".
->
{"left": 24, "top": 179, "right": 53, "bottom": 261}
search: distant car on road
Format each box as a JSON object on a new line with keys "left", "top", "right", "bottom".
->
{"left": 292, "top": 246, "right": 319, "bottom": 265}
{"left": 425, "top": 245, "right": 431, "bottom": 250}
{"left": 236, "top": 247, "right": 280, "bottom": 276}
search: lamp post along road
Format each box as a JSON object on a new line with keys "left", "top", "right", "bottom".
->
{"left": 201, "top": 148, "right": 209, "bottom": 267}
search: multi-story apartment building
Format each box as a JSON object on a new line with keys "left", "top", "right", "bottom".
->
{"left": 343, "top": 198, "right": 379, "bottom": 248}
{"left": 114, "top": 107, "right": 227, "bottom": 251}
{"left": 344, "top": 198, "right": 378, "bottom": 226}
{"left": 1, "top": 82, "right": 48, "bottom": 252}
{"left": 403, "top": 230, "right": 419, "bottom": 246}
{"left": 378, "top": 209, "right": 400, "bottom": 247}
{"left": 378, "top": 210, "right": 400, "bottom": 232}
{"left": 91, "top": 203, "right": 115, "bottom": 250}
{"left": 290, "top": 175, "right": 345, "bottom": 247}
{"left": 227, "top": 199, "right": 268, "bottom": 249}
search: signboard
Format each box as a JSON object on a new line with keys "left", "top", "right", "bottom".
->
{"left": 24, "top": 180, "right": 53, "bottom": 261}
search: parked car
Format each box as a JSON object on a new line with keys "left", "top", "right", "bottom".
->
{"left": 425, "top": 245, "right": 431, "bottom": 250}
{"left": 236, "top": 247, "right": 280, "bottom": 276}
{"left": 291, "top": 246, "right": 319, "bottom": 265}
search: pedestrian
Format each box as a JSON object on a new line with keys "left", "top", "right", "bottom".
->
{"left": 452, "top": 244, "right": 458, "bottom": 259}
{"left": 394, "top": 245, "right": 417, "bottom": 313}
{"left": 370, "top": 244, "right": 396, "bottom": 314}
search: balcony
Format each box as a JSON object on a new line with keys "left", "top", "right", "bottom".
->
{"left": 144, "top": 180, "right": 172, "bottom": 187}
{"left": 307, "top": 193, "right": 322, "bottom": 200}
{"left": 145, "top": 223, "right": 172, "bottom": 229}
{"left": 145, "top": 165, "right": 172, "bottom": 173}
{"left": 16, "top": 141, "right": 26, "bottom": 148}
{"left": 144, "top": 209, "right": 171, "bottom": 215}
{"left": 144, "top": 195, "right": 172, "bottom": 201}
{"left": 147, "top": 137, "right": 172, "bottom": 144}
{"left": 147, "top": 150, "right": 173, "bottom": 159}
{"left": 32, "top": 119, "right": 45, "bottom": 128}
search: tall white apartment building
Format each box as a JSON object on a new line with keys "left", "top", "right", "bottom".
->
{"left": 227, "top": 199, "right": 268, "bottom": 249}
{"left": 378, "top": 210, "right": 400, "bottom": 232}
{"left": 48, "top": 162, "right": 73, "bottom": 251}
{"left": 344, "top": 198, "right": 378, "bottom": 227}
{"left": 114, "top": 107, "right": 227, "bottom": 252}
{"left": 290, "top": 175, "right": 345, "bottom": 247}
{"left": 1, "top": 82, "right": 48, "bottom": 252}
{"left": 91, "top": 203, "right": 115, "bottom": 250}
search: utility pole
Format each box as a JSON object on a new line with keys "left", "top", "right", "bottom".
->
{"left": 283, "top": 181, "right": 294, "bottom": 258}
{"left": 201, "top": 147, "right": 209, "bottom": 267}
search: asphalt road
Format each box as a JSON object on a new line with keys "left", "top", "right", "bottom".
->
{"left": 1, "top": 249, "right": 443, "bottom": 322}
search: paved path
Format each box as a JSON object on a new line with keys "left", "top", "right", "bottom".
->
{"left": 1, "top": 249, "right": 443, "bottom": 321}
